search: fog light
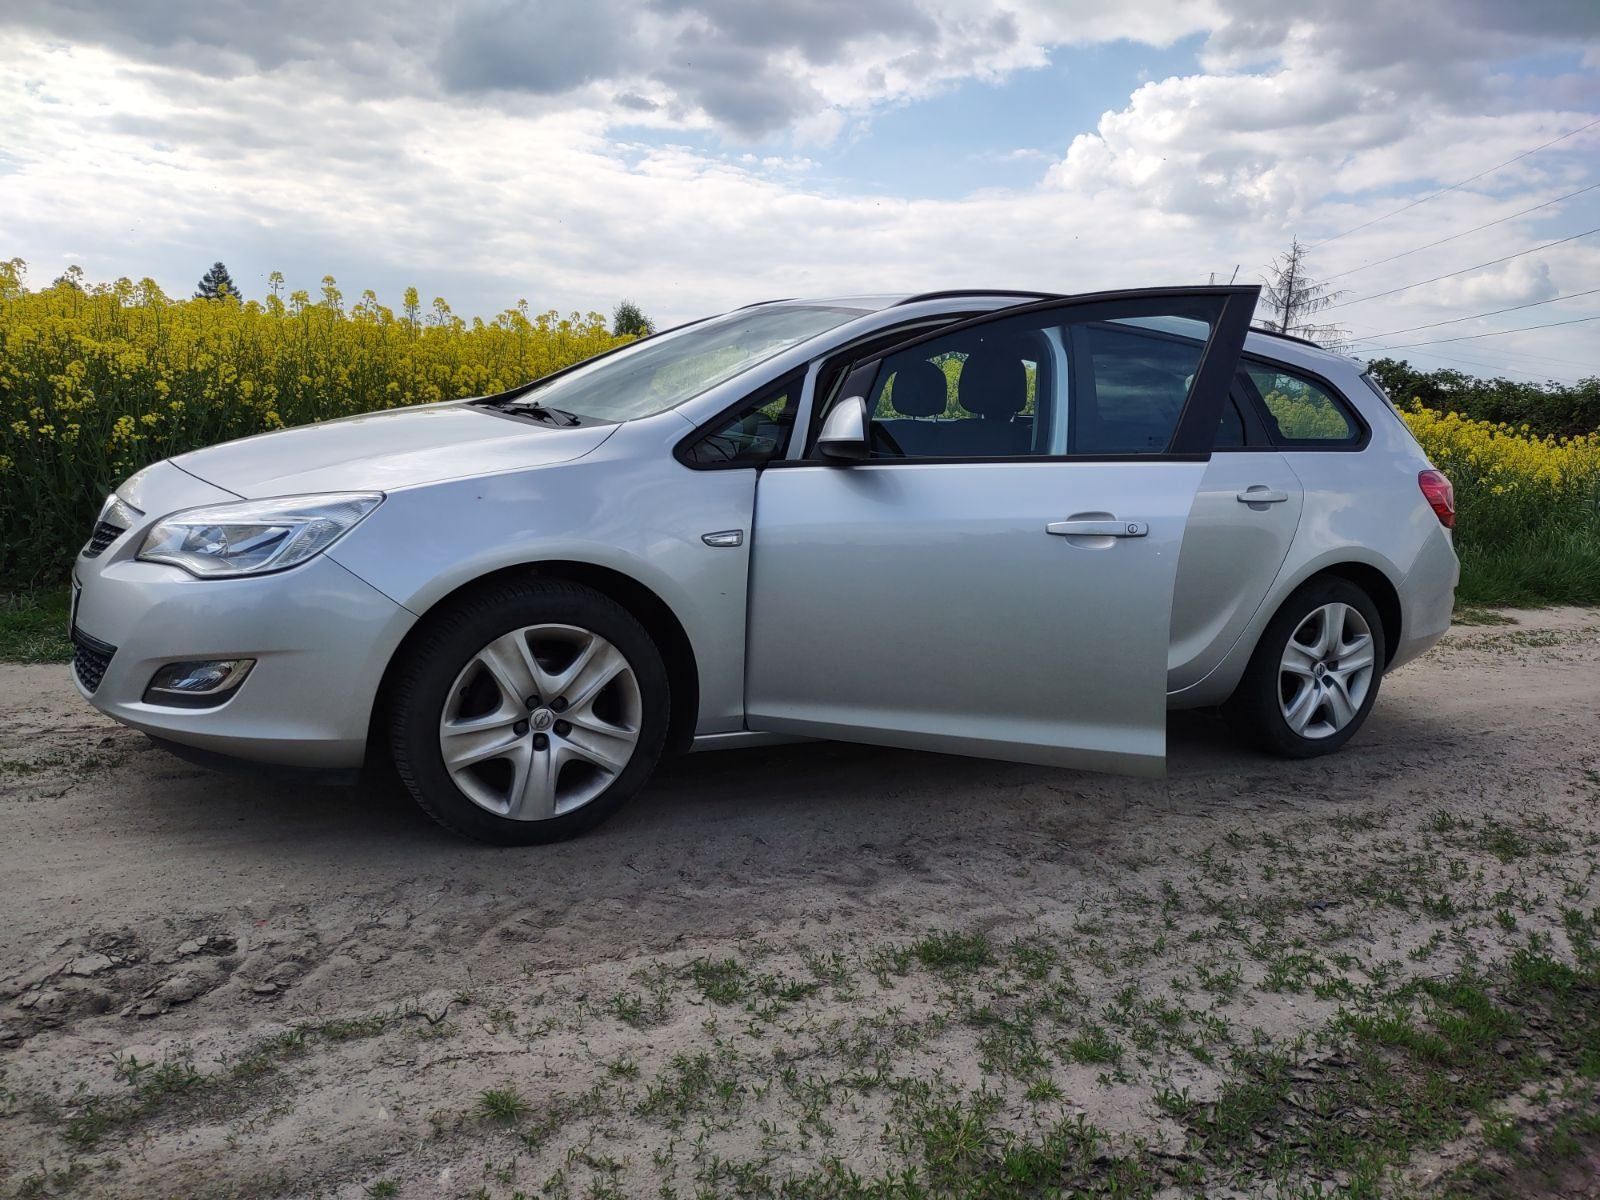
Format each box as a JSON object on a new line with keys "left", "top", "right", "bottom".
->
{"left": 143, "top": 659, "right": 255, "bottom": 707}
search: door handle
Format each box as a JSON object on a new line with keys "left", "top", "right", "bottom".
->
{"left": 1236, "top": 487, "right": 1290, "bottom": 504}
{"left": 1046, "top": 519, "right": 1148, "bottom": 538}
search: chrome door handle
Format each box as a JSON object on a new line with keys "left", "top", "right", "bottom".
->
{"left": 1237, "top": 487, "right": 1289, "bottom": 504}
{"left": 1046, "top": 519, "right": 1148, "bottom": 538}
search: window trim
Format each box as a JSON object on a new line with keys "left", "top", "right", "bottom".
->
{"left": 673, "top": 369, "right": 807, "bottom": 471}
{"left": 1236, "top": 353, "right": 1371, "bottom": 452}
{"left": 795, "top": 286, "right": 1259, "bottom": 465}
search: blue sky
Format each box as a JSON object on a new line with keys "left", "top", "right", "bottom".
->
{"left": 2, "top": 1, "right": 1598, "bottom": 379}
{"left": 619, "top": 35, "right": 1211, "bottom": 200}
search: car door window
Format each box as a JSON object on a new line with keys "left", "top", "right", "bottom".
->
{"left": 677, "top": 373, "right": 800, "bottom": 467}
{"left": 843, "top": 302, "right": 1227, "bottom": 460}
{"left": 1243, "top": 363, "right": 1361, "bottom": 445}
{"left": 866, "top": 337, "right": 1047, "bottom": 458}
{"left": 1071, "top": 319, "right": 1211, "bottom": 454}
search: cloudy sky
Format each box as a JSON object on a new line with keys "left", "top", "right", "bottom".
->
{"left": 3, "top": 0, "right": 1599, "bottom": 379}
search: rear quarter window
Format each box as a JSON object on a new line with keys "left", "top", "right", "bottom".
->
{"left": 1243, "top": 362, "right": 1362, "bottom": 446}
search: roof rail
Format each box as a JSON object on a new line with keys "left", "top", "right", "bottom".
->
{"left": 734, "top": 297, "right": 796, "bottom": 310}
{"left": 1247, "top": 324, "right": 1332, "bottom": 350}
{"left": 894, "top": 289, "right": 1061, "bottom": 307}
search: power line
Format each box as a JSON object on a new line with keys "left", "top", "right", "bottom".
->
{"left": 1308, "top": 114, "right": 1600, "bottom": 248}
{"left": 1360, "top": 312, "right": 1600, "bottom": 352}
{"left": 1463, "top": 344, "right": 1600, "bottom": 372}
{"left": 1346, "top": 287, "right": 1600, "bottom": 342}
{"left": 1322, "top": 227, "right": 1600, "bottom": 311}
{"left": 1323, "top": 182, "right": 1600, "bottom": 282}
{"left": 1385, "top": 348, "right": 1580, "bottom": 384}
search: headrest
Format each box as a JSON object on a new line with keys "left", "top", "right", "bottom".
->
{"left": 958, "top": 346, "right": 1028, "bottom": 418}
{"left": 890, "top": 359, "right": 950, "bottom": 417}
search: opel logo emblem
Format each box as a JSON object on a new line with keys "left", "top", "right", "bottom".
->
{"left": 531, "top": 709, "right": 555, "bottom": 732}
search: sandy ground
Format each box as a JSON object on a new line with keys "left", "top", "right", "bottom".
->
{"left": 1, "top": 608, "right": 1598, "bottom": 1198}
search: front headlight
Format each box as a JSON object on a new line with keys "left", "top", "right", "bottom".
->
{"left": 138, "top": 492, "right": 383, "bottom": 578}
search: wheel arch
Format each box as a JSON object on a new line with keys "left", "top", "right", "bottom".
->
{"left": 365, "top": 560, "right": 702, "bottom": 768}
{"left": 1314, "top": 561, "right": 1402, "bottom": 668}
{"left": 1172, "top": 553, "right": 1408, "bottom": 711}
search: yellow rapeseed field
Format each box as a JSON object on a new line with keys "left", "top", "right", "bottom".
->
{"left": 1402, "top": 405, "right": 1600, "bottom": 514}
{"left": 1400, "top": 404, "right": 1600, "bottom": 603}
{"left": 0, "top": 265, "right": 627, "bottom": 582}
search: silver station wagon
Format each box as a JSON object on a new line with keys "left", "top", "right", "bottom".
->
{"left": 70, "top": 286, "right": 1459, "bottom": 843}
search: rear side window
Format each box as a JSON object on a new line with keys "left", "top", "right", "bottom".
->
{"left": 1242, "top": 363, "right": 1360, "bottom": 445}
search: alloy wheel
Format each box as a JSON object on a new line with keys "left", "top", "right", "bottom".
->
{"left": 439, "top": 624, "right": 642, "bottom": 820}
{"left": 1277, "top": 601, "right": 1377, "bottom": 740}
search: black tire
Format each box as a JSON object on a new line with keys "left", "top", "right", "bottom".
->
{"left": 1223, "top": 576, "right": 1386, "bottom": 759}
{"left": 388, "top": 578, "right": 670, "bottom": 845}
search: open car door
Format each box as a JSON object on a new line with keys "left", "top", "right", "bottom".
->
{"left": 743, "top": 286, "right": 1259, "bottom": 776}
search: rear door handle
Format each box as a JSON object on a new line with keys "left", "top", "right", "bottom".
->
{"left": 1237, "top": 487, "right": 1290, "bottom": 504}
{"left": 1046, "top": 519, "right": 1148, "bottom": 538}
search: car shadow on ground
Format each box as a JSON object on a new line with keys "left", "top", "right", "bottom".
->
{"left": 78, "top": 700, "right": 1461, "bottom": 863}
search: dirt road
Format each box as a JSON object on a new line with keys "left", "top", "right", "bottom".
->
{"left": 2, "top": 609, "right": 1598, "bottom": 1198}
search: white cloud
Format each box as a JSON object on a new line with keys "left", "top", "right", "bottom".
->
{"left": 0, "top": 1, "right": 1597, "bottom": 377}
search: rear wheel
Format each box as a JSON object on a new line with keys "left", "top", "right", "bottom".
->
{"left": 389, "top": 579, "right": 669, "bottom": 844}
{"left": 1223, "top": 577, "right": 1385, "bottom": 758}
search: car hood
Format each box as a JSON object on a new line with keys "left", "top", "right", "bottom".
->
{"left": 172, "top": 402, "right": 617, "bottom": 498}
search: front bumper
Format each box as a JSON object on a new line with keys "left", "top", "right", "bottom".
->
{"left": 71, "top": 467, "right": 416, "bottom": 768}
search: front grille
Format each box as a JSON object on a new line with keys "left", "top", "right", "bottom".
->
{"left": 71, "top": 628, "right": 117, "bottom": 694}
{"left": 83, "top": 520, "right": 124, "bottom": 558}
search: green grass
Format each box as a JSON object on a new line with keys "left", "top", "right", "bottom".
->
{"left": 1456, "top": 527, "right": 1600, "bottom": 608}
{"left": 910, "top": 931, "right": 994, "bottom": 972}
{"left": 476, "top": 1087, "right": 531, "bottom": 1125}
{"left": 0, "top": 588, "right": 71, "bottom": 663}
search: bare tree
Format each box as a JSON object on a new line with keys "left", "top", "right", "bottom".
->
{"left": 1258, "top": 239, "right": 1348, "bottom": 350}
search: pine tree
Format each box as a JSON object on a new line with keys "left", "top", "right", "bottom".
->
{"left": 1257, "top": 239, "right": 1347, "bottom": 350}
{"left": 612, "top": 300, "right": 655, "bottom": 338}
{"left": 194, "top": 261, "right": 238, "bottom": 301}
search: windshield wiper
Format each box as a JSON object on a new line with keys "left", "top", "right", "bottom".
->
{"left": 477, "top": 395, "right": 584, "bottom": 426}
{"left": 519, "top": 403, "right": 583, "bottom": 426}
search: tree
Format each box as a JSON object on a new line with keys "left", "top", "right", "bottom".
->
{"left": 194, "top": 261, "right": 238, "bottom": 301}
{"left": 1257, "top": 239, "right": 1347, "bottom": 350}
{"left": 612, "top": 299, "right": 654, "bottom": 338}
{"left": 0, "top": 257, "right": 25, "bottom": 298}
{"left": 0, "top": 256, "right": 25, "bottom": 296}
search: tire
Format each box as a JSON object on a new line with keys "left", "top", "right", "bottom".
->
{"left": 1223, "top": 576, "right": 1386, "bottom": 759}
{"left": 388, "top": 578, "right": 669, "bottom": 845}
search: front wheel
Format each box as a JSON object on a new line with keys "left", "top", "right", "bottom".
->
{"left": 1223, "top": 577, "right": 1385, "bottom": 759}
{"left": 388, "top": 579, "right": 669, "bottom": 844}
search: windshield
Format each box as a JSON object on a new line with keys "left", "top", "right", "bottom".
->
{"left": 498, "top": 304, "right": 868, "bottom": 422}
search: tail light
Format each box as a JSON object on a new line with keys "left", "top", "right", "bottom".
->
{"left": 1418, "top": 469, "right": 1455, "bottom": 529}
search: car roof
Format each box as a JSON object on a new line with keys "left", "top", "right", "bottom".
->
{"left": 751, "top": 292, "right": 1365, "bottom": 377}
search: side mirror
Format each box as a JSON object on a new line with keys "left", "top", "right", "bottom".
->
{"left": 817, "top": 395, "right": 869, "bottom": 461}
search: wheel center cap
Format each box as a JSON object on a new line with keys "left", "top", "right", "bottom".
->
{"left": 530, "top": 708, "right": 555, "bottom": 732}
{"left": 1313, "top": 662, "right": 1329, "bottom": 681}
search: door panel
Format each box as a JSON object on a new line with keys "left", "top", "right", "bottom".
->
{"left": 743, "top": 286, "right": 1259, "bottom": 775}
{"left": 1167, "top": 450, "right": 1304, "bottom": 691}
{"left": 746, "top": 460, "right": 1207, "bottom": 774}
